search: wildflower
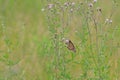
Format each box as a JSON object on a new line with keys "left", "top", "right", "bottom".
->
{"left": 70, "top": 8, "right": 73, "bottom": 12}
{"left": 71, "top": 2, "right": 75, "bottom": 6}
{"left": 41, "top": 8, "right": 45, "bottom": 12}
{"left": 64, "top": 2, "right": 69, "bottom": 7}
{"left": 65, "top": 39, "right": 69, "bottom": 44}
{"left": 105, "top": 18, "right": 109, "bottom": 23}
{"left": 93, "top": 0, "right": 97, "bottom": 3}
{"left": 88, "top": 3, "right": 93, "bottom": 7}
{"left": 105, "top": 18, "right": 112, "bottom": 23}
{"left": 109, "top": 20, "right": 112, "bottom": 23}
{"left": 62, "top": 38, "right": 69, "bottom": 43}
{"left": 97, "top": 7, "right": 102, "bottom": 12}
{"left": 48, "top": 4, "right": 54, "bottom": 9}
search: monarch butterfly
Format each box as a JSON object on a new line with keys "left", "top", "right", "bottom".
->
{"left": 63, "top": 39, "right": 76, "bottom": 53}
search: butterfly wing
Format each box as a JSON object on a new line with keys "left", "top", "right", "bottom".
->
{"left": 67, "top": 40, "right": 76, "bottom": 52}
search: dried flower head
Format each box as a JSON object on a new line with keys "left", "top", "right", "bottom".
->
{"left": 71, "top": 2, "right": 75, "bottom": 6}
{"left": 109, "top": 20, "right": 112, "bottom": 23}
{"left": 88, "top": 3, "right": 93, "bottom": 7}
{"left": 105, "top": 19, "right": 109, "bottom": 22}
{"left": 64, "top": 2, "right": 69, "bottom": 7}
{"left": 48, "top": 4, "right": 54, "bottom": 9}
{"left": 97, "top": 7, "right": 102, "bottom": 12}
{"left": 93, "top": 0, "right": 97, "bottom": 3}
{"left": 41, "top": 8, "right": 45, "bottom": 12}
{"left": 105, "top": 18, "right": 113, "bottom": 24}
{"left": 65, "top": 39, "right": 69, "bottom": 44}
{"left": 70, "top": 8, "right": 73, "bottom": 12}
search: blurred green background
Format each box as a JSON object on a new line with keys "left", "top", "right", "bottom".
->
{"left": 0, "top": 0, "right": 120, "bottom": 80}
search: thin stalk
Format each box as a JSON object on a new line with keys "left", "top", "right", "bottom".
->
{"left": 92, "top": 14, "right": 103, "bottom": 79}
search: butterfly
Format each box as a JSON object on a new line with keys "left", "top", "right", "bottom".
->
{"left": 63, "top": 38, "right": 76, "bottom": 53}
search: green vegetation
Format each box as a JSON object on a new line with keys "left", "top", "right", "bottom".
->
{"left": 0, "top": 0, "right": 120, "bottom": 80}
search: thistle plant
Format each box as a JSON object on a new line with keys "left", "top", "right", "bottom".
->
{"left": 43, "top": 0, "right": 119, "bottom": 80}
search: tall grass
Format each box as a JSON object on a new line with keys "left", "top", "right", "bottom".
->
{"left": 43, "top": 0, "right": 119, "bottom": 80}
